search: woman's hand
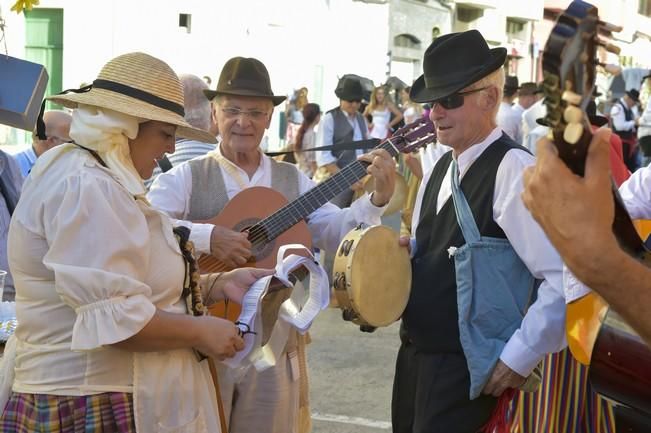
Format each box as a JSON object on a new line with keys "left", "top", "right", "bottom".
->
{"left": 218, "top": 267, "right": 275, "bottom": 304}
{"left": 194, "top": 315, "right": 245, "bottom": 361}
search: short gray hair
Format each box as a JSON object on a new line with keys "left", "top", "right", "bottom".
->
{"left": 179, "top": 74, "right": 211, "bottom": 131}
{"left": 469, "top": 68, "right": 504, "bottom": 119}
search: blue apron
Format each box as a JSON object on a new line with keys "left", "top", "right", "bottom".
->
{"left": 449, "top": 159, "right": 537, "bottom": 399}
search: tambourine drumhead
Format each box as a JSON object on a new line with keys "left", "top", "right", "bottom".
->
{"left": 353, "top": 172, "right": 408, "bottom": 216}
{"left": 334, "top": 225, "right": 411, "bottom": 327}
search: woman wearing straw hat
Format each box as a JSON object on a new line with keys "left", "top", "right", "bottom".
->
{"left": 0, "top": 52, "right": 272, "bottom": 432}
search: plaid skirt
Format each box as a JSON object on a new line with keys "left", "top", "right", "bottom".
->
{"left": 0, "top": 391, "right": 136, "bottom": 433}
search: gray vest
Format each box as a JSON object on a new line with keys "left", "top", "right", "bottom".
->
{"left": 330, "top": 109, "right": 368, "bottom": 168}
{"left": 186, "top": 155, "right": 300, "bottom": 220}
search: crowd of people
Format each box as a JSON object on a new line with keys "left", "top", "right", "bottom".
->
{"left": 0, "top": 23, "right": 649, "bottom": 433}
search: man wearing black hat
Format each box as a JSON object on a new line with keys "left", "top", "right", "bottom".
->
{"left": 394, "top": 30, "right": 566, "bottom": 433}
{"left": 611, "top": 88, "right": 641, "bottom": 171}
{"left": 314, "top": 76, "right": 371, "bottom": 207}
{"left": 148, "top": 56, "right": 396, "bottom": 433}
{"left": 497, "top": 75, "right": 522, "bottom": 143}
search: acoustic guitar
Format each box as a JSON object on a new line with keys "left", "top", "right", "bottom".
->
{"left": 542, "top": 0, "right": 651, "bottom": 421}
{"left": 197, "top": 118, "right": 436, "bottom": 319}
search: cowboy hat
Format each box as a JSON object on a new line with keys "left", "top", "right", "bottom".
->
{"left": 334, "top": 76, "right": 364, "bottom": 101}
{"left": 204, "top": 57, "right": 286, "bottom": 106}
{"left": 47, "top": 52, "right": 215, "bottom": 143}
{"left": 410, "top": 30, "right": 507, "bottom": 103}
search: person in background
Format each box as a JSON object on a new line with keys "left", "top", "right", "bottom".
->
{"left": 14, "top": 110, "right": 71, "bottom": 177}
{"left": 145, "top": 73, "right": 218, "bottom": 185}
{"left": 0, "top": 150, "right": 22, "bottom": 301}
{"left": 294, "top": 102, "right": 321, "bottom": 178}
{"left": 400, "top": 86, "right": 424, "bottom": 125}
{"left": 0, "top": 52, "right": 270, "bottom": 432}
{"left": 363, "top": 85, "right": 403, "bottom": 140}
{"left": 611, "top": 89, "right": 641, "bottom": 172}
{"left": 315, "top": 76, "right": 371, "bottom": 208}
{"left": 497, "top": 75, "right": 522, "bottom": 143}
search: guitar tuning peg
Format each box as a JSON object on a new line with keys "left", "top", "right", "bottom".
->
{"left": 596, "top": 37, "right": 621, "bottom": 55}
{"left": 564, "top": 106, "right": 583, "bottom": 124}
{"left": 562, "top": 90, "right": 582, "bottom": 106}
{"left": 598, "top": 21, "right": 623, "bottom": 33}
{"left": 564, "top": 123, "right": 584, "bottom": 145}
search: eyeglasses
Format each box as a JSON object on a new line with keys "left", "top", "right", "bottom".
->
{"left": 221, "top": 107, "right": 270, "bottom": 120}
{"left": 431, "top": 86, "right": 490, "bottom": 110}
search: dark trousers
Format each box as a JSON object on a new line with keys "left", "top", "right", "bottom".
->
{"left": 392, "top": 342, "right": 497, "bottom": 433}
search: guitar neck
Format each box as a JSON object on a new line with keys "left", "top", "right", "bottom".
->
{"left": 254, "top": 139, "right": 399, "bottom": 241}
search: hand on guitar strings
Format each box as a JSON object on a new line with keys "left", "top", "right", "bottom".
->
{"left": 481, "top": 359, "right": 526, "bottom": 397}
{"left": 210, "top": 225, "right": 252, "bottom": 268}
{"left": 521, "top": 127, "right": 618, "bottom": 283}
{"left": 358, "top": 149, "right": 396, "bottom": 207}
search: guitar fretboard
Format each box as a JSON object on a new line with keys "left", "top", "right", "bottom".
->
{"left": 253, "top": 139, "right": 399, "bottom": 243}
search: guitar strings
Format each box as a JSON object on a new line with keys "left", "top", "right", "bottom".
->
{"left": 246, "top": 162, "right": 369, "bottom": 245}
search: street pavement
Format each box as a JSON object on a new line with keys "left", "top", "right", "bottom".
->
{"left": 308, "top": 308, "right": 400, "bottom": 432}
{"left": 307, "top": 212, "right": 403, "bottom": 432}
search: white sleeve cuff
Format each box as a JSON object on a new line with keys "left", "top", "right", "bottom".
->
{"left": 499, "top": 331, "right": 543, "bottom": 377}
{"left": 349, "top": 193, "right": 384, "bottom": 225}
{"left": 71, "top": 294, "right": 156, "bottom": 351}
{"left": 189, "top": 223, "right": 214, "bottom": 255}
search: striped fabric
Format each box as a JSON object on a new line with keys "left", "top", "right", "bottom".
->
{"left": 0, "top": 392, "right": 136, "bottom": 433}
{"left": 511, "top": 348, "right": 615, "bottom": 433}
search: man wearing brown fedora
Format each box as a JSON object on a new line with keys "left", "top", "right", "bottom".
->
{"left": 393, "top": 30, "right": 566, "bottom": 433}
{"left": 148, "top": 56, "right": 396, "bottom": 433}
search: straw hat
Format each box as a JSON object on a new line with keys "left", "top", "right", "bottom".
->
{"left": 47, "top": 52, "right": 216, "bottom": 143}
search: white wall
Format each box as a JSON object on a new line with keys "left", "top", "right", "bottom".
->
{"left": 0, "top": 0, "right": 390, "bottom": 148}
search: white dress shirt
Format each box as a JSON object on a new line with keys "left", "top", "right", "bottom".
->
{"left": 565, "top": 163, "right": 651, "bottom": 302}
{"left": 315, "top": 109, "right": 367, "bottom": 167}
{"left": 411, "top": 127, "right": 566, "bottom": 377}
{"left": 497, "top": 102, "right": 523, "bottom": 144}
{"left": 610, "top": 98, "right": 639, "bottom": 132}
{"left": 147, "top": 145, "right": 385, "bottom": 255}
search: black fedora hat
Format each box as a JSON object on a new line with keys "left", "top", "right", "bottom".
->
{"left": 626, "top": 89, "right": 640, "bottom": 102}
{"left": 410, "top": 30, "right": 507, "bottom": 103}
{"left": 204, "top": 57, "right": 286, "bottom": 106}
{"left": 335, "top": 76, "right": 364, "bottom": 101}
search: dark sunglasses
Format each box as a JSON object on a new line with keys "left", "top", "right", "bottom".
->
{"left": 432, "top": 86, "right": 490, "bottom": 110}
{"left": 345, "top": 99, "right": 361, "bottom": 104}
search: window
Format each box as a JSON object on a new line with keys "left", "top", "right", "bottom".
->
{"left": 456, "top": 6, "right": 483, "bottom": 23}
{"left": 394, "top": 34, "right": 421, "bottom": 49}
{"left": 179, "top": 13, "right": 191, "bottom": 33}
{"left": 640, "top": 0, "right": 651, "bottom": 16}
{"left": 506, "top": 18, "right": 525, "bottom": 35}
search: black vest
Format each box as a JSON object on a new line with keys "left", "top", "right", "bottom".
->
{"left": 327, "top": 107, "right": 368, "bottom": 168}
{"left": 402, "top": 134, "right": 526, "bottom": 353}
{"left": 613, "top": 100, "right": 635, "bottom": 140}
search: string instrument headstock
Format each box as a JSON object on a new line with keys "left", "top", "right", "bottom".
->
{"left": 542, "top": 0, "right": 622, "bottom": 177}
{"left": 542, "top": 0, "right": 647, "bottom": 255}
{"left": 389, "top": 117, "right": 437, "bottom": 154}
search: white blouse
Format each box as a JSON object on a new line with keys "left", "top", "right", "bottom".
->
{"left": 6, "top": 147, "right": 220, "bottom": 431}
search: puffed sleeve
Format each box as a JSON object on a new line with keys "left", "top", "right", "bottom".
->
{"left": 41, "top": 172, "right": 156, "bottom": 351}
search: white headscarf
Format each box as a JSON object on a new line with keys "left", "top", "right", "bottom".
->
{"left": 32, "top": 105, "right": 146, "bottom": 196}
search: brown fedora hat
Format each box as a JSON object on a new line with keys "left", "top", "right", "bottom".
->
{"left": 204, "top": 57, "right": 286, "bottom": 106}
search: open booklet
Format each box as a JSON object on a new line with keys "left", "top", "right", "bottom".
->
{"left": 222, "top": 244, "right": 329, "bottom": 375}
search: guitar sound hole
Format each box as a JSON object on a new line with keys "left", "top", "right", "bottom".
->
{"left": 235, "top": 218, "right": 274, "bottom": 262}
